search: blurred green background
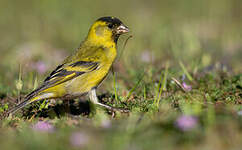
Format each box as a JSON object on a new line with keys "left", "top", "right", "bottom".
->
{"left": 1, "top": 0, "right": 241, "bottom": 75}
{"left": 0, "top": 0, "right": 242, "bottom": 150}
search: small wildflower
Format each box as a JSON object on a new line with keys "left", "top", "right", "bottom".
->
{"left": 35, "top": 61, "right": 47, "bottom": 74}
{"left": 101, "top": 119, "right": 112, "bottom": 128}
{"left": 181, "top": 74, "right": 192, "bottom": 91}
{"left": 32, "top": 121, "right": 54, "bottom": 133}
{"left": 175, "top": 115, "right": 198, "bottom": 131}
{"left": 70, "top": 132, "right": 89, "bottom": 147}
{"left": 141, "top": 50, "right": 152, "bottom": 63}
{"left": 181, "top": 74, "right": 186, "bottom": 81}
{"left": 182, "top": 82, "right": 192, "bottom": 91}
{"left": 237, "top": 110, "right": 242, "bottom": 116}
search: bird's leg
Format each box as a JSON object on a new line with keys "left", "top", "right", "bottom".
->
{"left": 88, "top": 88, "right": 129, "bottom": 113}
{"left": 88, "top": 88, "right": 114, "bottom": 110}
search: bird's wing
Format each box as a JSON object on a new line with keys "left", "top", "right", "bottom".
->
{"left": 44, "top": 61, "right": 99, "bottom": 82}
{"left": 25, "top": 60, "right": 100, "bottom": 100}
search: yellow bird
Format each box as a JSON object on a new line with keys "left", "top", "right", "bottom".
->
{"left": 6, "top": 16, "right": 129, "bottom": 115}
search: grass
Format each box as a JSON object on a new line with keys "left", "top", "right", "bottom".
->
{"left": 0, "top": 0, "right": 242, "bottom": 150}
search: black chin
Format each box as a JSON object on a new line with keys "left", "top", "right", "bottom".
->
{"left": 113, "top": 34, "right": 120, "bottom": 43}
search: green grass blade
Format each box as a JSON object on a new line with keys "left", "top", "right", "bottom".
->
{"left": 179, "top": 61, "right": 193, "bottom": 81}
{"left": 126, "top": 72, "right": 145, "bottom": 99}
{"left": 156, "top": 63, "right": 169, "bottom": 107}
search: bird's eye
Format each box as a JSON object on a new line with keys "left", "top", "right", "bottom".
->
{"left": 108, "top": 23, "right": 114, "bottom": 29}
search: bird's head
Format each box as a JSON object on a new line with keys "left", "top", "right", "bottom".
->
{"left": 86, "top": 16, "right": 129, "bottom": 45}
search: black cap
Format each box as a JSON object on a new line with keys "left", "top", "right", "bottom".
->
{"left": 97, "top": 16, "right": 123, "bottom": 26}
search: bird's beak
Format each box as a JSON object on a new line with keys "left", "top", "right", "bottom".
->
{"left": 116, "top": 24, "right": 129, "bottom": 34}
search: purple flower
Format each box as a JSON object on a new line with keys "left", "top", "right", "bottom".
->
{"left": 175, "top": 115, "right": 198, "bottom": 131}
{"left": 182, "top": 74, "right": 186, "bottom": 81}
{"left": 238, "top": 110, "right": 242, "bottom": 116}
{"left": 141, "top": 50, "right": 152, "bottom": 63}
{"left": 181, "top": 74, "right": 192, "bottom": 91}
{"left": 35, "top": 61, "right": 47, "bottom": 74}
{"left": 32, "top": 121, "right": 54, "bottom": 132}
{"left": 70, "top": 132, "right": 89, "bottom": 147}
{"left": 101, "top": 119, "right": 111, "bottom": 128}
{"left": 182, "top": 82, "right": 192, "bottom": 91}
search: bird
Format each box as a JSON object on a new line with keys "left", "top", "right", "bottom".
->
{"left": 5, "top": 16, "right": 129, "bottom": 116}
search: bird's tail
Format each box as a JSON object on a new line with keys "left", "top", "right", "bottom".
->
{"left": 0, "top": 98, "right": 32, "bottom": 120}
{"left": 5, "top": 98, "right": 31, "bottom": 115}
{"left": 2, "top": 91, "right": 50, "bottom": 118}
